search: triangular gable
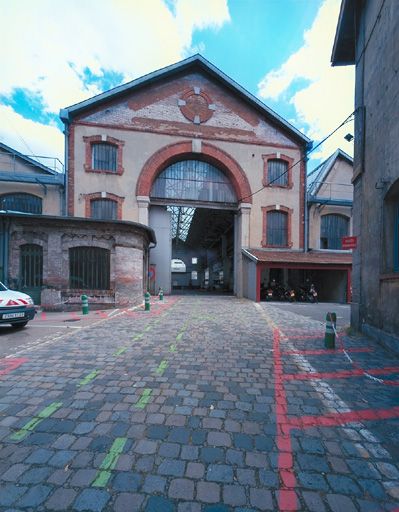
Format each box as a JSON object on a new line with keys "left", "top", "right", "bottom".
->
{"left": 0, "top": 142, "right": 57, "bottom": 176}
{"left": 308, "top": 149, "right": 353, "bottom": 195}
{"left": 60, "top": 55, "right": 309, "bottom": 147}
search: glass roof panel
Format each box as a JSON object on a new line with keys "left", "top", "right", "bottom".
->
{"left": 167, "top": 206, "right": 196, "bottom": 242}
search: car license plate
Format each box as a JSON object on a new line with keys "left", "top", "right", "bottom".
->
{"left": 2, "top": 312, "right": 25, "bottom": 319}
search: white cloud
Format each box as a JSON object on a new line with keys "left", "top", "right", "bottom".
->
{"left": 258, "top": 0, "right": 355, "bottom": 163}
{"left": 0, "top": 0, "right": 230, "bottom": 159}
{"left": 0, "top": 105, "right": 64, "bottom": 163}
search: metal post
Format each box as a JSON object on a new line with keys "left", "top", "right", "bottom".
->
{"left": 81, "top": 294, "right": 89, "bottom": 315}
{"left": 324, "top": 312, "right": 336, "bottom": 349}
{"left": 144, "top": 291, "right": 151, "bottom": 311}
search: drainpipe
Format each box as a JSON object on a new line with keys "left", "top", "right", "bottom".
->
{"left": 0, "top": 217, "right": 10, "bottom": 286}
{"left": 60, "top": 109, "right": 69, "bottom": 217}
{"left": 63, "top": 121, "right": 69, "bottom": 217}
{"left": 304, "top": 142, "right": 313, "bottom": 252}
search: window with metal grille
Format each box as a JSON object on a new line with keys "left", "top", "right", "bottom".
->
{"left": 394, "top": 203, "right": 399, "bottom": 272}
{"left": 69, "top": 247, "right": 110, "bottom": 290}
{"left": 320, "top": 214, "right": 349, "bottom": 249}
{"left": 268, "top": 159, "right": 288, "bottom": 186}
{"left": 267, "top": 210, "right": 288, "bottom": 246}
{"left": 92, "top": 143, "right": 117, "bottom": 172}
{"left": 0, "top": 193, "right": 42, "bottom": 214}
{"left": 20, "top": 244, "right": 43, "bottom": 287}
{"left": 150, "top": 160, "right": 236, "bottom": 203}
{"left": 90, "top": 199, "right": 118, "bottom": 220}
{"left": 384, "top": 179, "right": 399, "bottom": 272}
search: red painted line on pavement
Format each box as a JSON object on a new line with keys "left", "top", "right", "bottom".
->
{"left": 281, "top": 347, "right": 373, "bottom": 356}
{"left": 283, "top": 366, "right": 399, "bottom": 381}
{"left": 273, "top": 328, "right": 298, "bottom": 511}
{"left": 283, "top": 335, "right": 325, "bottom": 340}
{"left": 0, "top": 358, "right": 28, "bottom": 376}
{"left": 333, "top": 324, "right": 399, "bottom": 387}
{"left": 288, "top": 406, "right": 399, "bottom": 429}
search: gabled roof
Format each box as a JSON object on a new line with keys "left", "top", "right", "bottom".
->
{"left": 331, "top": 0, "right": 356, "bottom": 66}
{"left": 0, "top": 141, "right": 57, "bottom": 176}
{"left": 307, "top": 148, "right": 353, "bottom": 195}
{"left": 60, "top": 54, "right": 309, "bottom": 146}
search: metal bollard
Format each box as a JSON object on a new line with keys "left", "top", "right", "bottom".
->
{"left": 324, "top": 312, "right": 336, "bottom": 349}
{"left": 159, "top": 288, "right": 164, "bottom": 301}
{"left": 81, "top": 294, "right": 89, "bottom": 315}
{"left": 144, "top": 291, "right": 151, "bottom": 312}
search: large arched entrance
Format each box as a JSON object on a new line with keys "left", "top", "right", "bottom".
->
{"left": 137, "top": 142, "right": 252, "bottom": 296}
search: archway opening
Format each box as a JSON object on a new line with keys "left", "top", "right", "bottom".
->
{"left": 148, "top": 159, "right": 237, "bottom": 295}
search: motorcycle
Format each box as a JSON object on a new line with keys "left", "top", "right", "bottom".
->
{"left": 265, "top": 287, "right": 274, "bottom": 301}
{"left": 307, "top": 284, "right": 318, "bottom": 303}
{"left": 284, "top": 287, "right": 296, "bottom": 302}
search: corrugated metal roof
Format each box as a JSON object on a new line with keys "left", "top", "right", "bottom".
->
{"left": 244, "top": 248, "right": 352, "bottom": 265}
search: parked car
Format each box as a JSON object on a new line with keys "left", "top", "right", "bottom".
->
{"left": 171, "top": 259, "right": 186, "bottom": 273}
{"left": 0, "top": 281, "right": 36, "bottom": 328}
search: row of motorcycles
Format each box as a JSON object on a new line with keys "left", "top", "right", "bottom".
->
{"left": 261, "top": 280, "right": 318, "bottom": 303}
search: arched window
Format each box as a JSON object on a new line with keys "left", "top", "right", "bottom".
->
{"left": 90, "top": 199, "right": 118, "bottom": 220}
{"left": 92, "top": 143, "right": 117, "bottom": 172}
{"left": 150, "top": 160, "right": 237, "bottom": 204}
{"left": 384, "top": 179, "right": 399, "bottom": 272}
{"left": 320, "top": 214, "right": 349, "bottom": 249}
{"left": 267, "top": 210, "right": 288, "bottom": 246}
{"left": 267, "top": 159, "right": 288, "bottom": 186}
{"left": 69, "top": 247, "right": 110, "bottom": 290}
{"left": 0, "top": 193, "right": 42, "bottom": 214}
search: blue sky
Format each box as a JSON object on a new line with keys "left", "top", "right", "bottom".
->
{"left": 0, "top": 0, "right": 354, "bottom": 171}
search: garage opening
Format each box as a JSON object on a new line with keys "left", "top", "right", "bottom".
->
{"left": 259, "top": 266, "right": 349, "bottom": 303}
{"left": 148, "top": 159, "right": 237, "bottom": 295}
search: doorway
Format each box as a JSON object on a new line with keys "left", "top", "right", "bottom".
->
{"left": 19, "top": 243, "right": 43, "bottom": 304}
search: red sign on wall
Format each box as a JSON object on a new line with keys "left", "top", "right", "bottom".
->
{"left": 342, "top": 236, "right": 357, "bottom": 249}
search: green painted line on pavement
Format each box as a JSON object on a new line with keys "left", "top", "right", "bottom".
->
{"left": 144, "top": 324, "right": 152, "bottom": 332}
{"left": 155, "top": 360, "right": 168, "bottom": 375}
{"left": 169, "top": 344, "right": 177, "bottom": 352}
{"left": 113, "top": 347, "right": 128, "bottom": 356}
{"left": 10, "top": 402, "right": 63, "bottom": 441}
{"left": 78, "top": 369, "right": 99, "bottom": 387}
{"left": 133, "top": 333, "right": 143, "bottom": 341}
{"left": 176, "top": 331, "right": 185, "bottom": 341}
{"left": 92, "top": 437, "right": 127, "bottom": 487}
{"left": 135, "top": 388, "right": 152, "bottom": 409}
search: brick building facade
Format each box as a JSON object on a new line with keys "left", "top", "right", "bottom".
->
{"left": 1, "top": 213, "right": 155, "bottom": 308}
{"left": 60, "top": 55, "right": 351, "bottom": 301}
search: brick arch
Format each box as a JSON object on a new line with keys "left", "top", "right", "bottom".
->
{"left": 136, "top": 141, "right": 252, "bottom": 203}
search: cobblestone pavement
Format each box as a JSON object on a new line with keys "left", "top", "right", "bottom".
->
{"left": 0, "top": 296, "right": 398, "bottom": 511}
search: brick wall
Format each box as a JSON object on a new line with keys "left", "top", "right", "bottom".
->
{"left": 7, "top": 215, "right": 152, "bottom": 310}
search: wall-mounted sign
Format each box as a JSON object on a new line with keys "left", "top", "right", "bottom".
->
{"left": 342, "top": 236, "right": 357, "bottom": 249}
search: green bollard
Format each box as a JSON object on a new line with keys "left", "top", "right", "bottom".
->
{"left": 81, "top": 294, "right": 89, "bottom": 315}
{"left": 324, "top": 312, "right": 336, "bottom": 349}
{"left": 159, "top": 288, "right": 164, "bottom": 301}
{"left": 144, "top": 291, "right": 151, "bottom": 312}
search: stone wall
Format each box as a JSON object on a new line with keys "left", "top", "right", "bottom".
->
{"left": 351, "top": 1, "right": 399, "bottom": 347}
{"left": 4, "top": 213, "right": 155, "bottom": 310}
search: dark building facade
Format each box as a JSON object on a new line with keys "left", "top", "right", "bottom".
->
{"left": 332, "top": 0, "right": 399, "bottom": 353}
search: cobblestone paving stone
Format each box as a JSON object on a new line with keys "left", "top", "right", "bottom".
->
{"left": 0, "top": 296, "right": 398, "bottom": 511}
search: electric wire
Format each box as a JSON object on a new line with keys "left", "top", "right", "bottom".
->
{"left": 355, "top": 0, "right": 386, "bottom": 66}
{"left": 238, "top": 110, "right": 356, "bottom": 202}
